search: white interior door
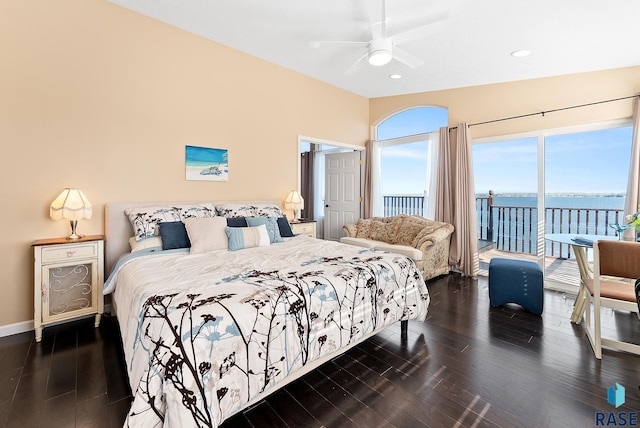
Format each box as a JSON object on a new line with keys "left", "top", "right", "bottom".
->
{"left": 324, "top": 151, "right": 362, "bottom": 241}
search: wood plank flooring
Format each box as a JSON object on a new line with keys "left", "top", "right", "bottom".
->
{"left": 0, "top": 273, "right": 638, "bottom": 427}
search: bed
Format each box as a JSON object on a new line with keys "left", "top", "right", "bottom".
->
{"left": 104, "top": 200, "right": 430, "bottom": 427}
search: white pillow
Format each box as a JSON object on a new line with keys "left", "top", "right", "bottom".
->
{"left": 129, "top": 236, "right": 162, "bottom": 252}
{"left": 125, "top": 203, "right": 217, "bottom": 241}
{"left": 184, "top": 217, "right": 228, "bottom": 254}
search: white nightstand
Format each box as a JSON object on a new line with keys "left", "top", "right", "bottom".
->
{"left": 32, "top": 235, "right": 104, "bottom": 342}
{"left": 290, "top": 220, "right": 317, "bottom": 238}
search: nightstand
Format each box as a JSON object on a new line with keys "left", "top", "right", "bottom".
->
{"left": 32, "top": 235, "right": 104, "bottom": 342}
{"left": 290, "top": 220, "right": 317, "bottom": 238}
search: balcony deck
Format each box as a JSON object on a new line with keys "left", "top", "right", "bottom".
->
{"left": 478, "top": 248, "right": 581, "bottom": 289}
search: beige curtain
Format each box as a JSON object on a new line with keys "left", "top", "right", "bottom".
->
{"left": 363, "top": 139, "right": 383, "bottom": 218}
{"left": 300, "top": 151, "right": 315, "bottom": 220}
{"left": 623, "top": 95, "right": 640, "bottom": 241}
{"left": 434, "top": 126, "right": 453, "bottom": 225}
{"left": 364, "top": 140, "right": 373, "bottom": 218}
{"left": 450, "top": 123, "right": 479, "bottom": 276}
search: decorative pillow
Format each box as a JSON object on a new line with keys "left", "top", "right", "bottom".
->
{"left": 129, "top": 236, "right": 163, "bottom": 252}
{"left": 277, "top": 216, "right": 295, "bottom": 238}
{"left": 246, "top": 217, "right": 284, "bottom": 243}
{"left": 226, "top": 217, "right": 248, "bottom": 228}
{"left": 412, "top": 221, "right": 447, "bottom": 248}
{"left": 184, "top": 217, "right": 228, "bottom": 254}
{"left": 159, "top": 221, "right": 191, "bottom": 250}
{"left": 216, "top": 203, "right": 284, "bottom": 218}
{"left": 395, "top": 216, "right": 428, "bottom": 247}
{"left": 254, "top": 204, "right": 285, "bottom": 218}
{"left": 226, "top": 225, "right": 270, "bottom": 251}
{"left": 125, "top": 206, "right": 181, "bottom": 241}
{"left": 125, "top": 203, "right": 216, "bottom": 241}
{"left": 368, "top": 220, "right": 401, "bottom": 243}
{"left": 175, "top": 203, "right": 217, "bottom": 221}
{"left": 355, "top": 218, "right": 373, "bottom": 238}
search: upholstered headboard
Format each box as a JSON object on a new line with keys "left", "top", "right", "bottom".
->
{"left": 104, "top": 200, "right": 282, "bottom": 274}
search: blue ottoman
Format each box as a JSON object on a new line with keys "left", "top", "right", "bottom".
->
{"left": 488, "top": 258, "right": 544, "bottom": 315}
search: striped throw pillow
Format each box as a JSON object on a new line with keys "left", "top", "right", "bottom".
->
{"left": 225, "top": 225, "right": 270, "bottom": 251}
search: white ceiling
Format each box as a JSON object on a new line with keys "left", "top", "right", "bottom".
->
{"left": 107, "top": 0, "right": 640, "bottom": 98}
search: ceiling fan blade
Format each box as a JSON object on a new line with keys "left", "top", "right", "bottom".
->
{"left": 309, "top": 40, "right": 370, "bottom": 48}
{"left": 390, "top": 14, "right": 449, "bottom": 46}
{"left": 392, "top": 47, "right": 424, "bottom": 69}
{"left": 344, "top": 52, "right": 369, "bottom": 75}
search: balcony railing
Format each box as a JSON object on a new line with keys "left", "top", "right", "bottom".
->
{"left": 384, "top": 193, "right": 626, "bottom": 259}
{"left": 384, "top": 194, "right": 426, "bottom": 217}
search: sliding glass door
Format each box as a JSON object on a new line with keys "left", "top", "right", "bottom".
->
{"left": 543, "top": 124, "right": 632, "bottom": 289}
{"left": 472, "top": 137, "right": 539, "bottom": 275}
{"left": 473, "top": 120, "right": 633, "bottom": 291}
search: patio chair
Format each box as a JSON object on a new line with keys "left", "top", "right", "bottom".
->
{"left": 583, "top": 240, "right": 640, "bottom": 359}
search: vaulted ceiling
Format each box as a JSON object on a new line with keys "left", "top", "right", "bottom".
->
{"left": 107, "top": 0, "right": 640, "bottom": 98}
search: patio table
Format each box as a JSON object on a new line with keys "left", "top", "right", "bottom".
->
{"left": 544, "top": 233, "right": 618, "bottom": 324}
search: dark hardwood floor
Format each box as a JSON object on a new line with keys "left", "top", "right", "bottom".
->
{"left": 1, "top": 273, "right": 639, "bottom": 427}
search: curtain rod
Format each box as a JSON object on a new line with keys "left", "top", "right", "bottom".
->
{"left": 448, "top": 94, "right": 639, "bottom": 131}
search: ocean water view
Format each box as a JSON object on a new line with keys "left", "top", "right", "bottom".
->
{"left": 487, "top": 194, "right": 625, "bottom": 210}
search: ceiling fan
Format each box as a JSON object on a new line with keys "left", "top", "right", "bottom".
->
{"left": 310, "top": 0, "right": 449, "bottom": 75}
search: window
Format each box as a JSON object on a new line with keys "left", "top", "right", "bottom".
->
{"left": 375, "top": 107, "right": 448, "bottom": 217}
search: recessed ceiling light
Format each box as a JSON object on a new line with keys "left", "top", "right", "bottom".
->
{"left": 511, "top": 50, "right": 532, "bottom": 57}
{"left": 389, "top": 74, "right": 402, "bottom": 79}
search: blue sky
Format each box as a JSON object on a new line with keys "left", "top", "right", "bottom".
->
{"left": 379, "top": 109, "right": 633, "bottom": 195}
{"left": 473, "top": 127, "right": 632, "bottom": 194}
{"left": 378, "top": 107, "right": 447, "bottom": 194}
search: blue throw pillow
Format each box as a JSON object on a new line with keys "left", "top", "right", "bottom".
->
{"left": 277, "top": 216, "right": 294, "bottom": 237}
{"left": 246, "top": 217, "right": 284, "bottom": 243}
{"left": 226, "top": 217, "right": 248, "bottom": 228}
{"left": 158, "top": 221, "right": 191, "bottom": 250}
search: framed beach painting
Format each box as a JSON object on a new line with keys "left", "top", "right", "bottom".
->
{"left": 185, "top": 145, "right": 229, "bottom": 181}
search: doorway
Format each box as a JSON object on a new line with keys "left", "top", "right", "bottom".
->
{"left": 298, "top": 135, "right": 364, "bottom": 240}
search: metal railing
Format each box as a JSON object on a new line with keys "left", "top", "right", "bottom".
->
{"left": 476, "top": 193, "right": 625, "bottom": 258}
{"left": 384, "top": 194, "right": 426, "bottom": 216}
{"left": 385, "top": 192, "right": 626, "bottom": 259}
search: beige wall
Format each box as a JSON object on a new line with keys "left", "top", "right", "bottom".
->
{"left": 0, "top": 1, "right": 369, "bottom": 327}
{"left": 1, "top": 1, "right": 639, "bottom": 331}
{"left": 370, "top": 67, "right": 640, "bottom": 138}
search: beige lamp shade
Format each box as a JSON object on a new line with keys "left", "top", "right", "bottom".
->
{"left": 50, "top": 188, "right": 92, "bottom": 239}
{"left": 284, "top": 190, "right": 304, "bottom": 220}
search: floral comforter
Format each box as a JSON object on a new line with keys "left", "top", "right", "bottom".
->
{"left": 105, "top": 236, "right": 430, "bottom": 427}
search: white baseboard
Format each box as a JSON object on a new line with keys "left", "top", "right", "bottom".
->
{"left": 0, "top": 303, "right": 113, "bottom": 339}
{"left": 0, "top": 320, "right": 33, "bottom": 338}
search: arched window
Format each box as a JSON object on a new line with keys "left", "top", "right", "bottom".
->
{"left": 374, "top": 106, "right": 448, "bottom": 218}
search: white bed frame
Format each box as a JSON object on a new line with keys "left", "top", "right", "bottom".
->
{"left": 104, "top": 200, "right": 408, "bottom": 419}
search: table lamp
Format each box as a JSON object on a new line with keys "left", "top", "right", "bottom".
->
{"left": 50, "top": 188, "right": 92, "bottom": 239}
{"left": 284, "top": 190, "right": 304, "bottom": 221}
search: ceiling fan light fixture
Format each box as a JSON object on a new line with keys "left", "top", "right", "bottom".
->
{"left": 368, "top": 49, "right": 392, "bottom": 66}
{"left": 368, "top": 39, "right": 393, "bottom": 66}
{"left": 511, "top": 49, "right": 532, "bottom": 57}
